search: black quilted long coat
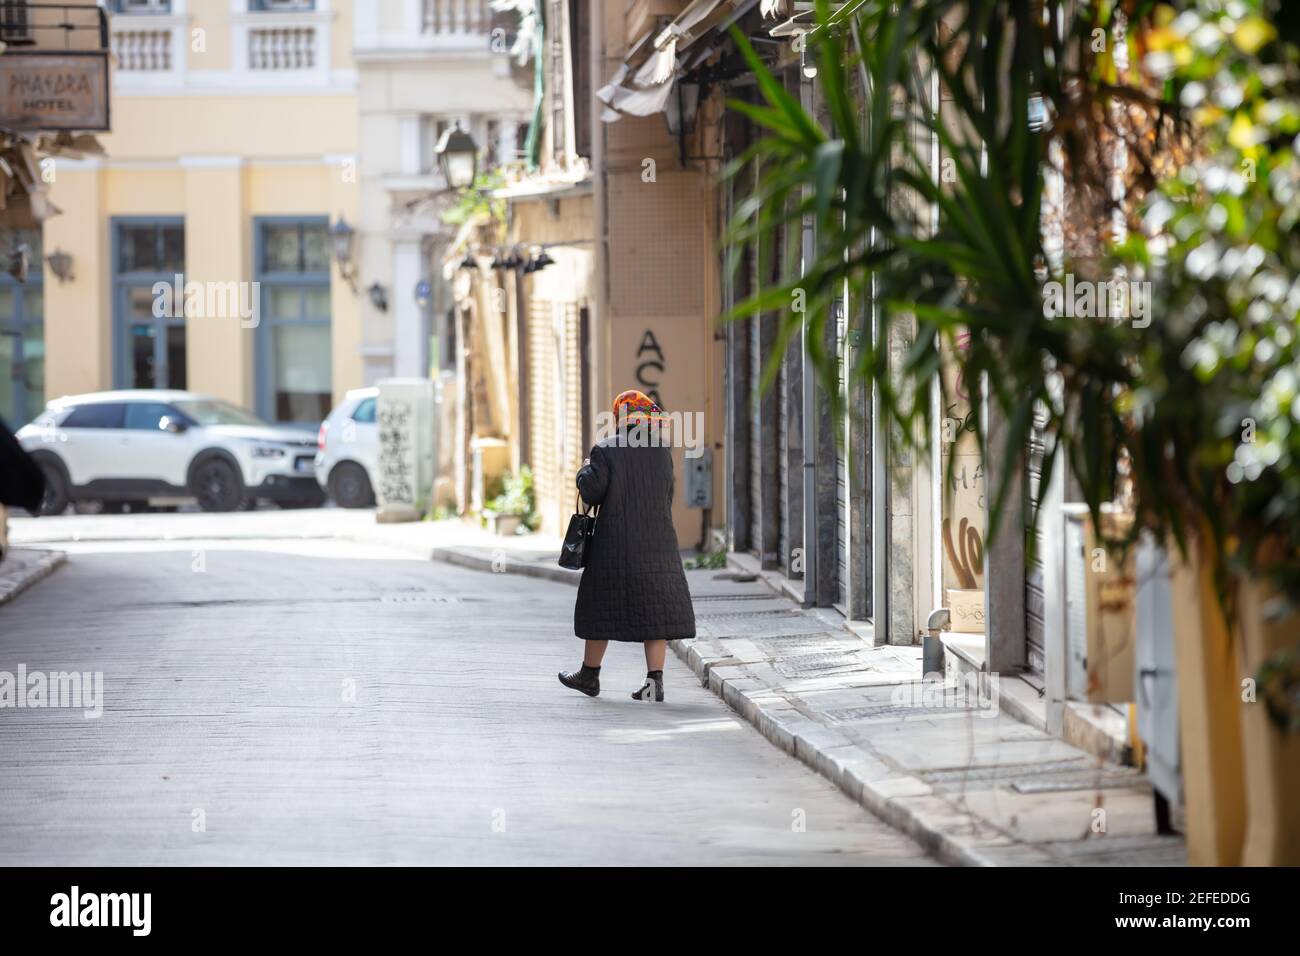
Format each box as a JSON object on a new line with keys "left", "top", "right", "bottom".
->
{"left": 573, "top": 436, "right": 696, "bottom": 643}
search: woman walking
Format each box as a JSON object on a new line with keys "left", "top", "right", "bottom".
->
{"left": 559, "top": 390, "right": 696, "bottom": 702}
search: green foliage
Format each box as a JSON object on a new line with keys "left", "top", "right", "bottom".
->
{"left": 684, "top": 549, "right": 728, "bottom": 571}
{"left": 440, "top": 170, "right": 507, "bottom": 228}
{"left": 486, "top": 466, "right": 537, "bottom": 529}
{"left": 726, "top": 0, "right": 1300, "bottom": 730}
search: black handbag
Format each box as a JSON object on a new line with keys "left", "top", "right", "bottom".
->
{"left": 559, "top": 494, "right": 598, "bottom": 570}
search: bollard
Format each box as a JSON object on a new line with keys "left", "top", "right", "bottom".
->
{"left": 923, "top": 607, "right": 950, "bottom": 676}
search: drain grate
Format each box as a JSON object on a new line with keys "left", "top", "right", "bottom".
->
{"left": 772, "top": 651, "right": 868, "bottom": 677}
{"left": 699, "top": 610, "right": 836, "bottom": 640}
{"left": 696, "top": 608, "right": 807, "bottom": 621}
{"left": 692, "top": 593, "right": 779, "bottom": 602}
{"left": 822, "top": 703, "right": 975, "bottom": 723}
{"left": 916, "top": 758, "right": 1143, "bottom": 794}
{"left": 1010, "top": 770, "right": 1146, "bottom": 793}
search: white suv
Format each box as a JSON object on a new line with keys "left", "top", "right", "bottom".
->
{"left": 17, "top": 390, "right": 324, "bottom": 514}
{"left": 314, "top": 387, "right": 378, "bottom": 508}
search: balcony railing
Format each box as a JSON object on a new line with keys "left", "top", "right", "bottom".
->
{"left": 422, "top": 0, "right": 491, "bottom": 35}
{"left": 249, "top": 25, "right": 316, "bottom": 70}
{"left": 111, "top": 24, "right": 171, "bottom": 71}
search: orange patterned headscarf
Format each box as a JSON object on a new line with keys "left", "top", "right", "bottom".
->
{"left": 612, "top": 389, "right": 665, "bottom": 424}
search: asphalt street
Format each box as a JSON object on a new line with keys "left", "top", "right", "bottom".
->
{"left": 0, "top": 512, "right": 934, "bottom": 865}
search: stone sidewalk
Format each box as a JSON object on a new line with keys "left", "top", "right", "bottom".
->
{"left": 400, "top": 520, "right": 1186, "bottom": 867}
{"left": 0, "top": 549, "right": 65, "bottom": 607}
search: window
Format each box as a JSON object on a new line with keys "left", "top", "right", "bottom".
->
{"left": 124, "top": 401, "right": 180, "bottom": 431}
{"left": 569, "top": 0, "right": 590, "bottom": 159}
{"left": 250, "top": 0, "right": 315, "bottom": 11}
{"left": 113, "top": 0, "right": 173, "bottom": 12}
{"left": 63, "top": 403, "right": 126, "bottom": 429}
{"left": 113, "top": 218, "right": 186, "bottom": 390}
{"left": 351, "top": 397, "right": 376, "bottom": 424}
{"left": 172, "top": 399, "right": 266, "bottom": 427}
{"left": 256, "top": 218, "right": 331, "bottom": 424}
{"left": 117, "top": 222, "right": 185, "bottom": 274}
{"left": 0, "top": 228, "right": 44, "bottom": 426}
{"left": 0, "top": 1, "right": 31, "bottom": 47}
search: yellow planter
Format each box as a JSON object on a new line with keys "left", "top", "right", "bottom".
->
{"left": 1169, "top": 541, "right": 1300, "bottom": 865}
{"left": 1168, "top": 544, "right": 1246, "bottom": 866}
{"left": 1237, "top": 580, "right": 1300, "bottom": 866}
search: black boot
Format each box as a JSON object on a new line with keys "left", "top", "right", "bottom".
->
{"left": 632, "top": 670, "right": 664, "bottom": 702}
{"left": 558, "top": 664, "right": 600, "bottom": 697}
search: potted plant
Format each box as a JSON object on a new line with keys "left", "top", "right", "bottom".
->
{"left": 483, "top": 465, "right": 536, "bottom": 536}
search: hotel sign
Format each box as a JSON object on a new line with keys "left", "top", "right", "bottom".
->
{"left": 0, "top": 53, "right": 110, "bottom": 132}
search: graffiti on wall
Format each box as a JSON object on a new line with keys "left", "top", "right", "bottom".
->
{"left": 635, "top": 330, "right": 664, "bottom": 408}
{"left": 377, "top": 399, "right": 414, "bottom": 505}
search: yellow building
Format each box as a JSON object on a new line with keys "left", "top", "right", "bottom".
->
{"left": 39, "top": 0, "right": 360, "bottom": 425}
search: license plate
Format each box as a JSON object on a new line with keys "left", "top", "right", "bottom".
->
{"left": 294, "top": 457, "right": 314, "bottom": 474}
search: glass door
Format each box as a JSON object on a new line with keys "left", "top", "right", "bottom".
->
{"left": 122, "top": 284, "right": 186, "bottom": 389}
{"left": 112, "top": 218, "right": 185, "bottom": 390}
{"left": 0, "top": 253, "right": 45, "bottom": 426}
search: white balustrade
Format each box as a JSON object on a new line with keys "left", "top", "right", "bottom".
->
{"left": 422, "top": 0, "right": 491, "bottom": 35}
{"left": 111, "top": 27, "right": 173, "bottom": 72}
{"left": 249, "top": 26, "right": 317, "bottom": 70}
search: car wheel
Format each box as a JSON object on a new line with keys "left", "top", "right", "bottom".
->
{"left": 37, "top": 462, "right": 70, "bottom": 516}
{"left": 191, "top": 458, "right": 245, "bottom": 512}
{"left": 329, "top": 462, "right": 374, "bottom": 509}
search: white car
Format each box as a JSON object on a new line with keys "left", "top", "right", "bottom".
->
{"left": 17, "top": 389, "right": 325, "bottom": 514}
{"left": 314, "top": 387, "right": 378, "bottom": 509}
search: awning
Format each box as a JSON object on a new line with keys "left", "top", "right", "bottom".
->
{"left": 768, "top": 1, "right": 860, "bottom": 44}
{"left": 596, "top": 0, "right": 761, "bottom": 123}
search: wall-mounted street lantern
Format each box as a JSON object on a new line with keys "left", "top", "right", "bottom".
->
{"left": 436, "top": 124, "right": 479, "bottom": 190}
{"left": 368, "top": 281, "right": 387, "bottom": 312}
{"left": 5, "top": 242, "right": 29, "bottom": 283}
{"left": 663, "top": 81, "right": 700, "bottom": 138}
{"left": 664, "top": 81, "right": 702, "bottom": 166}
{"left": 45, "top": 248, "right": 74, "bottom": 284}
{"left": 329, "top": 215, "right": 357, "bottom": 290}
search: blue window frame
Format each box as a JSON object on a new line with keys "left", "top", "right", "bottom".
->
{"left": 254, "top": 216, "right": 332, "bottom": 425}
{"left": 249, "top": 1, "right": 316, "bottom": 11}
{"left": 111, "top": 1, "right": 173, "bottom": 13}
{"left": 111, "top": 217, "right": 186, "bottom": 391}
{"left": 0, "top": 229, "right": 44, "bottom": 426}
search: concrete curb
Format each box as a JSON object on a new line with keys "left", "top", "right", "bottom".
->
{"left": 0, "top": 549, "right": 67, "bottom": 607}
{"left": 668, "top": 635, "right": 1003, "bottom": 867}
{"left": 428, "top": 546, "right": 580, "bottom": 588}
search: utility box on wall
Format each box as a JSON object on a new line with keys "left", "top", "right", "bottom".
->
{"left": 684, "top": 448, "right": 713, "bottom": 509}
{"left": 375, "top": 378, "right": 435, "bottom": 523}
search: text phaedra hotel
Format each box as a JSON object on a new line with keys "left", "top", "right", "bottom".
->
{"left": 38, "top": 0, "right": 361, "bottom": 427}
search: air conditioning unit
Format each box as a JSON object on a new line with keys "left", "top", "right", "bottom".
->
{"left": 1063, "top": 504, "right": 1136, "bottom": 703}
